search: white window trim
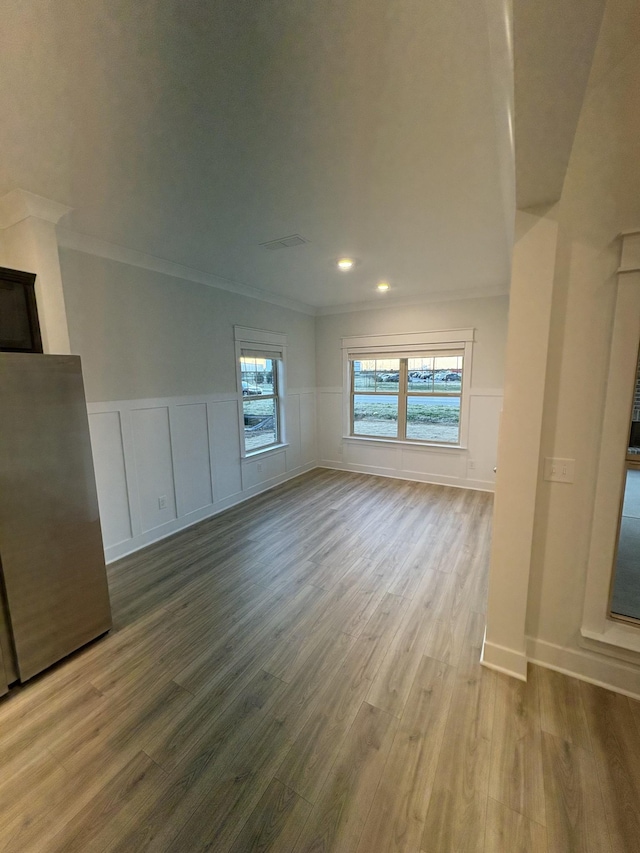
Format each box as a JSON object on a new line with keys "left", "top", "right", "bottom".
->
{"left": 341, "top": 328, "right": 474, "bottom": 449}
{"left": 234, "top": 326, "right": 288, "bottom": 458}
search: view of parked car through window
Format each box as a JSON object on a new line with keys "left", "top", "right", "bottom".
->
{"left": 240, "top": 355, "right": 279, "bottom": 451}
{"left": 351, "top": 354, "right": 463, "bottom": 443}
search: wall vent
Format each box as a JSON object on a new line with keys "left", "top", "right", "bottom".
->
{"left": 260, "top": 234, "right": 308, "bottom": 251}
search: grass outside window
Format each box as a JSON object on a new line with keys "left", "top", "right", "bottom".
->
{"left": 350, "top": 354, "right": 464, "bottom": 444}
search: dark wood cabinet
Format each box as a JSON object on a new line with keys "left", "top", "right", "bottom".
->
{"left": 0, "top": 266, "right": 42, "bottom": 353}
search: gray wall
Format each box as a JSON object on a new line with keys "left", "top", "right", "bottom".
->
{"left": 60, "top": 248, "right": 316, "bottom": 402}
{"left": 315, "top": 295, "right": 508, "bottom": 389}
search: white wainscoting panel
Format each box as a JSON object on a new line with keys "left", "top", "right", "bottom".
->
{"left": 209, "top": 399, "right": 242, "bottom": 501}
{"left": 300, "top": 392, "right": 317, "bottom": 465}
{"left": 171, "top": 403, "right": 213, "bottom": 516}
{"left": 401, "top": 447, "right": 466, "bottom": 479}
{"left": 131, "top": 407, "right": 177, "bottom": 532}
{"left": 285, "top": 394, "right": 302, "bottom": 472}
{"left": 88, "top": 411, "right": 132, "bottom": 547}
{"left": 242, "top": 448, "right": 287, "bottom": 490}
{"left": 346, "top": 440, "right": 400, "bottom": 472}
{"left": 467, "top": 393, "right": 503, "bottom": 484}
{"left": 317, "top": 390, "right": 344, "bottom": 464}
{"left": 87, "top": 391, "right": 318, "bottom": 562}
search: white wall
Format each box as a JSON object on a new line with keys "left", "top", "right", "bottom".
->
{"left": 526, "top": 1, "right": 640, "bottom": 691}
{"left": 315, "top": 296, "right": 508, "bottom": 490}
{"left": 483, "top": 209, "right": 559, "bottom": 679}
{"left": 485, "top": 0, "right": 640, "bottom": 696}
{"left": 60, "top": 248, "right": 317, "bottom": 560}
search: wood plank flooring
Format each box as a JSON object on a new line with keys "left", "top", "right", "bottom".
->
{"left": 1, "top": 468, "right": 639, "bottom": 851}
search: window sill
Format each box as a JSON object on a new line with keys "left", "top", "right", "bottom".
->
{"left": 242, "top": 442, "right": 289, "bottom": 461}
{"left": 342, "top": 435, "right": 467, "bottom": 451}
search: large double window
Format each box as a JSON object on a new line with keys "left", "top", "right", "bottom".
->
{"left": 235, "top": 326, "right": 286, "bottom": 455}
{"left": 351, "top": 354, "right": 464, "bottom": 444}
{"left": 344, "top": 330, "right": 473, "bottom": 447}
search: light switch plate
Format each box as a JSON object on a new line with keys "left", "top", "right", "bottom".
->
{"left": 543, "top": 457, "right": 575, "bottom": 483}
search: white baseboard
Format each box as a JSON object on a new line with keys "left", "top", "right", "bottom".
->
{"left": 479, "top": 632, "right": 640, "bottom": 698}
{"left": 481, "top": 635, "right": 528, "bottom": 680}
{"left": 527, "top": 636, "right": 640, "bottom": 700}
{"left": 105, "top": 461, "right": 318, "bottom": 563}
{"left": 318, "top": 460, "right": 495, "bottom": 492}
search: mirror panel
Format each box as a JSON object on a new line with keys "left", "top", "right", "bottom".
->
{"left": 610, "top": 352, "right": 640, "bottom": 622}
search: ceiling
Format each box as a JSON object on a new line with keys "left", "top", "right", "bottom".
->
{"left": 2, "top": 1, "right": 515, "bottom": 310}
{"left": 513, "top": 0, "right": 606, "bottom": 210}
{"left": 0, "top": 0, "right": 510, "bottom": 306}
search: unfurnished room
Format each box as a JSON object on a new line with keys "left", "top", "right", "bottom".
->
{"left": 0, "top": 1, "right": 639, "bottom": 851}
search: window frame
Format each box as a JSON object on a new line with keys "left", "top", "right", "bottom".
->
{"left": 342, "top": 329, "right": 474, "bottom": 449}
{"left": 234, "top": 326, "right": 287, "bottom": 458}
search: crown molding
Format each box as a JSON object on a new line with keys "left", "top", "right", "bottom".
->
{"left": 56, "top": 228, "right": 317, "bottom": 316}
{"left": 315, "top": 283, "right": 510, "bottom": 316}
{"left": 55, "top": 227, "right": 509, "bottom": 318}
{"left": 0, "top": 189, "right": 72, "bottom": 229}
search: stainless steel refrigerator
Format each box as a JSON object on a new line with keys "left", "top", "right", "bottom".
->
{"left": 0, "top": 354, "right": 112, "bottom": 694}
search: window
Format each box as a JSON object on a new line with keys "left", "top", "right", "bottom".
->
{"left": 240, "top": 351, "right": 280, "bottom": 451}
{"left": 343, "top": 329, "right": 473, "bottom": 447}
{"left": 235, "top": 326, "right": 286, "bottom": 455}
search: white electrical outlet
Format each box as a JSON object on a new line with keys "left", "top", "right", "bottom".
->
{"left": 468, "top": 459, "right": 476, "bottom": 470}
{"left": 158, "top": 494, "right": 168, "bottom": 510}
{"left": 257, "top": 462, "right": 263, "bottom": 474}
{"left": 543, "top": 457, "right": 575, "bottom": 483}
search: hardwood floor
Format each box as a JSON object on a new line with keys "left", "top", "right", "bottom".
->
{"left": 0, "top": 468, "right": 639, "bottom": 852}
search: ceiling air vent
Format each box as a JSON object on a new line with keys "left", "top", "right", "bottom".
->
{"left": 260, "top": 234, "right": 308, "bottom": 251}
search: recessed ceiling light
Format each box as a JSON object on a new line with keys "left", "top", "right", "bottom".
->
{"left": 337, "top": 257, "right": 355, "bottom": 272}
{"left": 377, "top": 281, "right": 390, "bottom": 292}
